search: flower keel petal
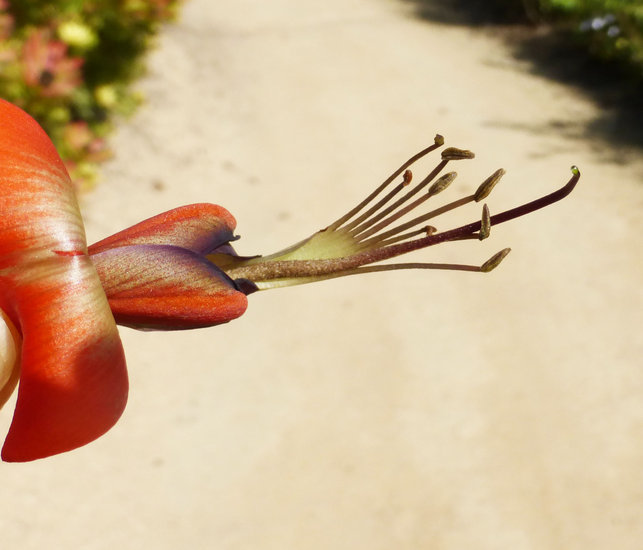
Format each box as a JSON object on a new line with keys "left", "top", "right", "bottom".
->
{"left": 92, "top": 244, "right": 248, "bottom": 330}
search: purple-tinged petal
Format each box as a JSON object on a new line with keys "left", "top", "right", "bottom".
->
{"left": 91, "top": 244, "right": 248, "bottom": 330}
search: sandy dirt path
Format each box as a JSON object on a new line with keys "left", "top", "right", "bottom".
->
{"left": 2, "top": 1, "right": 641, "bottom": 549}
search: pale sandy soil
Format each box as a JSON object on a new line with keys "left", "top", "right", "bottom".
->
{"left": 2, "top": 1, "right": 642, "bottom": 549}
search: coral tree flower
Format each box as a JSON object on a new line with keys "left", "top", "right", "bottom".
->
{"left": 89, "top": 138, "right": 580, "bottom": 332}
{"left": 0, "top": 99, "right": 580, "bottom": 462}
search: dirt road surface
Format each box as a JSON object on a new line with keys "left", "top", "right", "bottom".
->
{"left": 2, "top": 1, "right": 641, "bottom": 548}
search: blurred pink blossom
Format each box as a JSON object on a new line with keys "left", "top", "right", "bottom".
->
{"left": 63, "top": 121, "right": 94, "bottom": 151}
{"left": 21, "top": 29, "right": 83, "bottom": 97}
{"left": 0, "top": 0, "right": 14, "bottom": 41}
{"left": 63, "top": 121, "right": 109, "bottom": 159}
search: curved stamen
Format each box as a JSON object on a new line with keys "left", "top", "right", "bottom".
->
{"left": 353, "top": 168, "right": 506, "bottom": 251}
{"left": 360, "top": 225, "right": 436, "bottom": 251}
{"left": 353, "top": 171, "right": 457, "bottom": 242}
{"left": 327, "top": 135, "right": 445, "bottom": 231}
{"left": 346, "top": 161, "right": 450, "bottom": 235}
{"left": 249, "top": 249, "right": 512, "bottom": 290}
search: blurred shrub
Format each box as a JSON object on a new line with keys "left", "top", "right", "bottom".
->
{"left": 0, "top": 0, "right": 182, "bottom": 189}
{"left": 499, "top": 1, "right": 643, "bottom": 86}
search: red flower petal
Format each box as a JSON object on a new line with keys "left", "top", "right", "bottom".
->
{"left": 0, "top": 257, "right": 128, "bottom": 462}
{"left": 0, "top": 98, "right": 128, "bottom": 461}
{"left": 89, "top": 203, "right": 238, "bottom": 256}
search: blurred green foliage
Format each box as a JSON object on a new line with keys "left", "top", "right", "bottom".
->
{"left": 0, "top": 0, "right": 181, "bottom": 189}
{"left": 505, "top": 0, "right": 643, "bottom": 85}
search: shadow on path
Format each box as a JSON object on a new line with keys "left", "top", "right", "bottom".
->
{"left": 401, "top": 0, "right": 643, "bottom": 153}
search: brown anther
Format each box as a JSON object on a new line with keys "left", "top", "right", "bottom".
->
{"left": 428, "top": 171, "right": 456, "bottom": 196}
{"left": 480, "top": 248, "right": 511, "bottom": 272}
{"left": 474, "top": 168, "right": 506, "bottom": 202}
{"left": 434, "top": 134, "right": 445, "bottom": 146}
{"left": 403, "top": 169, "right": 413, "bottom": 186}
{"left": 441, "top": 147, "right": 475, "bottom": 161}
{"left": 425, "top": 225, "right": 437, "bottom": 235}
{"left": 479, "top": 204, "right": 491, "bottom": 240}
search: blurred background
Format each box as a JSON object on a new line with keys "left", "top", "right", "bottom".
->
{"left": 1, "top": 1, "right": 641, "bottom": 549}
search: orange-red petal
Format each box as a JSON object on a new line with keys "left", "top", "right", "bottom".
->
{"left": 0, "top": 98, "right": 128, "bottom": 461}
{"left": 0, "top": 257, "right": 128, "bottom": 462}
{"left": 89, "top": 203, "right": 238, "bottom": 255}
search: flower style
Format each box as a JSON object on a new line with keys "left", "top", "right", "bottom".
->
{"left": 0, "top": 99, "right": 580, "bottom": 461}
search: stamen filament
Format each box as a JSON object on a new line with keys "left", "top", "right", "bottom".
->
{"left": 358, "top": 225, "right": 436, "bottom": 251}
{"left": 356, "top": 194, "right": 473, "bottom": 249}
{"left": 327, "top": 135, "right": 444, "bottom": 231}
{"left": 345, "top": 161, "right": 449, "bottom": 235}
{"left": 342, "top": 176, "right": 421, "bottom": 234}
{"left": 353, "top": 171, "right": 457, "bottom": 242}
{"left": 249, "top": 250, "right": 510, "bottom": 291}
{"left": 252, "top": 262, "right": 483, "bottom": 290}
